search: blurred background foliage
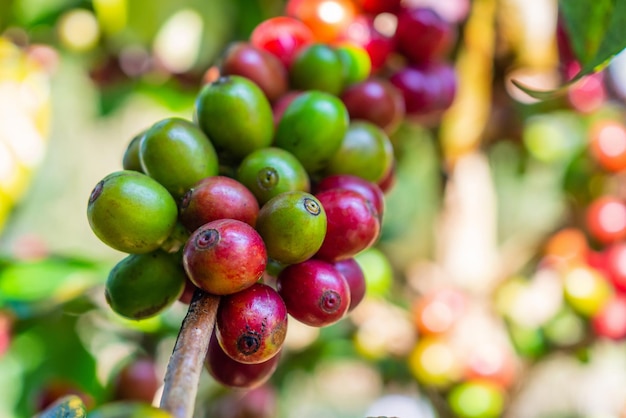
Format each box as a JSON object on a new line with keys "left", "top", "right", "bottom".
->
{"left": 2, "top": 0, "right": 626, "bottom": 417}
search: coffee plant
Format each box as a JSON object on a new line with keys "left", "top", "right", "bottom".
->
{"left": 3, "top": 0, "right": 626, "bottom": 417}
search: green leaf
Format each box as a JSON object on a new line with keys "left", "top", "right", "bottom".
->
{"left": 35, "top": 395, "right": 86, "bottom": 418}
{"left": 513, "top": 0, "right": 626, "bottom": 99}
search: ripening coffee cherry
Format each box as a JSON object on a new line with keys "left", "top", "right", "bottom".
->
{"left": 105, "top": 251, "right": 186, "bottom": 319}
{"left": 183, "top": 219, "right": 267, "bottom": 295}
{"left": 250, "top": 16, "right": 314, "bottom": 68}
{"left": 205, "top": 331, "right": 280, "bottom": 389}
{"left": 139, "top": 117, "right": 219, "bottom": 199}
{"left": 315, "top": 189, "right": 380, "bottom": 261}
{"left": 179, "top": 176, "right": 259, "bottom": 232}
{"left": 324, "top": 121, "right": 394, "bottom": 184}
{"left": 330, "top": 258, "right": 366, "bottom": 312}
{"left": 122, "top": 130, "right": 144, "bottom": 172}
{"left": 255, "top": 191, "right": 327, "bottom": 265}
{"left": 390, "top": 62, "right": 456, "bottom": 115}
{"left": 340, "top": 78, "right": 405, "bottom": 135}
{"left": 274, "top": 91, "right": 349, "bottom": 173}
{"left": 220, "top": 42, "right": 288, "bottom": 102}
{"left": 113, "top": 358, "right": 160, "bottom": 403}
{"left": 277, "top": 259, "right": 350, "bottom": 327}
{"left": 194, "top": 75, "right": 274, "bottom": 160}
{"left": 394, "top": 7, "right": 456, "bottom": 63}
{"left": 314, "top": 174, "right": 385, "bottom": 219}
{"left": 216, "top": 283, "right": 287, "bottom": 364}
{"left": 289, "top": 43, "right": 344, "bottom": 95}
{"left": 335, "top": 43, "right": 371, "bottom": 87}
{"left": 236, "top": 147, "right": 310, "bottom": 206}
{"left": 87, "top": 170, "right": 178, "bottom": 254}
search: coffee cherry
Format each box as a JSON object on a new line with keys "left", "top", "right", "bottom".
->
{"left": 315, "top": 188, "right": 380, "bottom": 261}
{"left": 330, "top": 258, "right": 366, "bottom": 312}
{"left": 255, "top": 191, "right": 327, "bottom": 265}
{"left": 277, "top": 259, "right": 350, "bottom": 326}
{"left": 113, "top": 358, "right": 160, "bottom": 403}
{"left": 394, "top": 7, "right": 456, "bottom": 63}
{"left": 194, "top": 75, "right": 274, "bottom": 160}
{"left": 220, "top": 42, "right": 288, "bottom": 102}
{"left": 286, "top": 0, "right": 357, "bottom": 42}
{"left": 289, "top": 43, "right": 344, "bottom": 95}
{"left": 271, "top": 91, "right": 302, "bottom": 128}
{"left": 591, "top": 294, "right": 626, "bottom": 340}
{"left": 324, "top": 121, "right": 394, "bottom": 184}
{"left": 139, "top": 117, "right": 219, "bottom": 199}
{"left": 216, "top": 283, "right": 287, "bottom": 364}
{"left": 589, "top": 119, "right": 626, "bottom": 172}
{"left": 179, "top": 176, "right": 259, "bottom": 232}
{"left": 603, "top": 243, "right": 626, "bottom": 292}
{"left": 390, "top": 62, "right": 456, "bottom": 115}
{"left": 274, "top": 91, "right": 349, "bottom": 173}
{"left": 178, "top": 277, "right": 199, "bottom": 305}
{"left": 87, "top": 170, "right": 178, "bottom": 254}
{"left": 447, "top": 380, "right": 505, "bottom": 418}
{"left": 335, "top": 43, "right": 371, "bottom": 86}
{"left": 585, "top": 196, "right": 626, "bottom": 244}
{"left": 236, "top": 147, "right": 310, "bottom": 206}
{"left": 35, "top": 380, "right": 94, "bottom": 412}
{"left": 105, "top": 250, "right": 186, "bottom": 319}
{"left": 122, "top": 130, "right": 144, "bottom": 172}
{"left": 250, "top": 16, "right": 314, "bottom": 68}
{"left": 205, "top": 331, "right": 280, "bottom": 389}
{"left": 340, "top": 78, "right": 405, "bottom": 135}
{"left": 183, "top": 219, "right": 267, "bottom": 295}
{"left": 315, "top": 173, "right": 385, "bottom": 218}
{"left": 377, "top": 159, "right": 396, "bottom": 194}
{"left": 339, "top": 15, "right": 394, "bottom": 72}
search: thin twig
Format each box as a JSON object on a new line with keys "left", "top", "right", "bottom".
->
{"left": 160, "top": 289, "right": 220, "bottom": 418}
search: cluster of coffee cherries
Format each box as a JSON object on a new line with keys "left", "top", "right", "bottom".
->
{"left": 87, "top": 0, "right": 460, "bottom": 392}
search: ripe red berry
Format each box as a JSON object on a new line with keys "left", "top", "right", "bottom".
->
{"left": 315, "top": 188, "right": 380, "bottom": 261}
{"left": 394, "top": 7, "right": 456, "bottom": 63}
{"left": 216, "top": 283, "right": 288, "bottom": 364}
{"left": 330, "top": 258, "right": 366, "bottom": 312}
{"left": 277, "top": 259, "right": 350, "bottom": 327}
{"left": 250, "top": 17, "right": 314, "bottom": 68}
{"left": 183, "top": 219, "right": 267, "bottom": 295}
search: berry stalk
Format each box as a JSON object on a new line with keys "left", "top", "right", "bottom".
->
{"left": 160, "top": 290, "right": 220, "bottom": 418}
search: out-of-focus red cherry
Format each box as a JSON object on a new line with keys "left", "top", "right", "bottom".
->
{"left": 250, "top": 16, "right": 315, "bottom": 68}
{"left": 338, "top": 15, "right": 395, "bottom": 72}
{"left": 592, "top": 294, "right": 626, "bottom": 340}
{"left": 585, "top": 196, "right": 626, "bottom": 244}
{"left": 589, "top": 119, "right": 626, "bottom": 173}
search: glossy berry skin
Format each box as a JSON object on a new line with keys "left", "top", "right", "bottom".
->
{"left": 324, "top": 121, "right": 394, "bottom": 184}
{"left": 216, "top": 283, "right": 287, "bottom": 364}
{"left": 272, "top": 91, "right": 302, "bottom": 127}
{"left": 394, "top": 7, "right": 455, "bottom": 63}
{"left": 289, "top": 43, "right": 344, "bottom": 95}
{"left": 220, "top": 42, "right": 288, "bottom": 102}
{"left": 314, "top": 174, "right": 385, "bottom": 219}
{"left": 255, "top": 191, "right": 327, "bottom": 265}
{"left": 339, "top": 15, "right": 394, "bottom": 72}
{"left": 183, "top": 219, "right": 267, "bottom": 295}
{"left": 87, "top": 171, "right": 178, "bottom": 254}
{"left": 139, "top": 117, "right": 219, "bottom": 199}
{"left": 194, "top": 75, "right": 274, "bottom": 161}
{"left": 585, "top": 196, "right": 626, "bottom": 244}
{"left": 330, "top": 258, "right": 366, "bottom": 312}
{"left": 206, "top": 331, "right": 280, "bottom": 389}
{"left": 122, "top": 130, "right": 144, "bottom": 172}
{"left": 105, "top": 251, "right": 186, "bottom": 319}
{"left": 390, "top": 62, "right": 456, "bottom": 115}
{"left": 236, "top": 147, "right": 310, "bottom": 206}
{"left": 179, "top": 176, "right": 259, "bottom": 232}
{"left": 335, "top": 43, "right": 371, "bottom": 86}
{"left": 113, "top": 358, "right": 160, "bottom": 403}
{"left": 340, "top": 78, "right": 405, "bottom": 134}
{"left": 250, "top": 16, "right": 314, "bottom": 68}
{"left": 277, "top": 259, "right": 350, "bottom": 327}
{"left": 315, "top": 189, "right": 380, "bottom": 261}
{"left": 274, "top": 91, "right": 349, "bottom": 173}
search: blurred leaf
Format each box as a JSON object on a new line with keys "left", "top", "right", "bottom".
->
{"left": 0, "top": 256, "right": 104, "bottom": 306}
{"left": 513, "top": 0, "right": 626, "bottom": 99}
{"left": 12, "top": 0, "right": 81, "bottom": 27}
{"left": 35, "top": 395, "right": 86, "bottom": 418}
{"left": 88, "top": 402, "right": 172, "bottom": 418}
